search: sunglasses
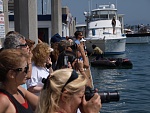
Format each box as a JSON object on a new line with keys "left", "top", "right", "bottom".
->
{"left": 13, "top": 64, "right": 29, "bottom": 74}
{"left": 16, "top": 43, "right": 28, "bottom": 48}
{"left": 61, "top": 70, "right": 78, "bottom": 92}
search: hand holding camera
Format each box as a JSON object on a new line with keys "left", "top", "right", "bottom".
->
{"left": 45, "top": 57, "right": 52, "bottom": 69}
{"left": 80, "top": 91, "right": 101, "bottom": 113}
{"left": 85, "top": 86, "right": 120, "bottom": 103}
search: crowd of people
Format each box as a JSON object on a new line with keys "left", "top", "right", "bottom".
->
{"left": 0, "top": 31, "right": 102, "bottom": 113}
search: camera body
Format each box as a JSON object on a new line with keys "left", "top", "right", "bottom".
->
{"left": 45, "top": 63, "right": 52, "bottom": 69}
{"left": 85, "top": 86, "right": 120, "bottom": 103}
{"left": 64, "top": 56, "right": 68, "bottom": 67}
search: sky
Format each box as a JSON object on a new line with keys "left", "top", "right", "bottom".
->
{"left": 62, "top": 0, "right": 150, "bottom": 25}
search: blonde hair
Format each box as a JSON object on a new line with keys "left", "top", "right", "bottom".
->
{"left": 32, "top": 42, "right": 51, "bottom": 67}
{"left": 36, "top": 68, "right": 87, "bottom": 113}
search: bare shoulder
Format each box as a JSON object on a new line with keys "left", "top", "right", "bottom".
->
{"left": 0, "top": 94, "right": 10, "bottom": 112}
{"left": 17, "top": 86, "right": 33, "bottom": 97}
{"left": 18, "top": 86, "right": 26, "bottom": 95}
{"left": 18, "top": 85, "right": 36, "bottom": 97}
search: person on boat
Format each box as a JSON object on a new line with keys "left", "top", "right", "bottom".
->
{"left": 35, "top": 68, "right": 101, "bottom": 113}
{"left": 90, "top": 44, "right": 104, "bottom": 60}
{"left": 0, "top": 49, "right": 38, "bottom": 113}
{"left": 112, "top": 16, "right": 116, "bottom": 34}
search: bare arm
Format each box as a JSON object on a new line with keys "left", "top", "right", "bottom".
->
{"left": 27, "top": 51, "right": 33, "bottom": 79}
{"left": 76, "top": 59, "right": 91, "bottom": 87}
{"left": 80, "top": 93, "right": 102, "bottom": 113}
{"left": 27, "top": 86, "right": 43, "bottom": 94}
{"left": 77, "top": 44, "right": 89, "bottom": 68}
{"left": 0, "top": 95, "right": 10, "bottom": 113}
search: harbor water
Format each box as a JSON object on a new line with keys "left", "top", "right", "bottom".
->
{"left": 90, "top": 44, "right": 150, "bottom": 113}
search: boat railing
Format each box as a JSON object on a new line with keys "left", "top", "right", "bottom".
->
{"left": 88, "top": 27, "right": 123, "bottom": 38}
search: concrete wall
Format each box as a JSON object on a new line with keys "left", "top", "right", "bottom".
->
{"left": 9, "top": 20, "right": 69, "bottom": 43}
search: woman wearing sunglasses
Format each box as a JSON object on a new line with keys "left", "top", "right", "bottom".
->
{"left": 0, "top": 49, "right": 38, "bottom": 113}
{"left": 36, "top": 68, "right": 101, "bottom": 113}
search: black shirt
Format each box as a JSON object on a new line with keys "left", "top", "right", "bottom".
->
{"left": 0, "top": 89, "right": 34, "bottom": 113}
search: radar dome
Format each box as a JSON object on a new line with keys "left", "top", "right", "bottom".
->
{"left": 110, "top": 4, "right": 115, "bottom": 9}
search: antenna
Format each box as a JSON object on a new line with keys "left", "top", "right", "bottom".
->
{"left": 91, "top": 0, "right": 92, "bottom": 10}
{"left": 116, "top": 0, "right": 117, "bottom": 9}
{"left": 88, "top": 0, "right": 91, "bottom": 12}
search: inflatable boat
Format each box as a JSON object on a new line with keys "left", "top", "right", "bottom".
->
{"left": 90, "top": 58, "right": 133, "bottom": 69}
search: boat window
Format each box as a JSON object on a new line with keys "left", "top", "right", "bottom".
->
{"left": 92, "top": 11, "right": 99, "bottom": 20}
{"left": 92, "top": 29, "right": 96, "bottom": 36}
{"left": 109, "top": 14, "right": 116, "bottom": 19}
{"left": 100, "top": 15, "right": 108, "bottom": 20}
{"left": 109, "top": 11, "right": 116, "bottom": 14}
{"left": 100, "top": 11, "right": 108, "bottom": 14}
{"left": 109, "top": 11, "right": 116, "bottom": 19}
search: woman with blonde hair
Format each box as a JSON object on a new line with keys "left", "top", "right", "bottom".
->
{"left": 36, "top": 68, "right": 101, "bottom": 113}
{"left": 27, "top": 42, "right": 53, "bottom": 96}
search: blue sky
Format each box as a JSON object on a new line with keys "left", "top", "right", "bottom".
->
{"left": 62, "top": 0, "right": 150, "bottom": 25}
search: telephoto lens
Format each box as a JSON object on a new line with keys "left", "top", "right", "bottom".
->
{"left": 85, "top": 86, "right": 120, "bottom": 103}
{"left": 99, "top": 91, "right": 120, "bottom": 103}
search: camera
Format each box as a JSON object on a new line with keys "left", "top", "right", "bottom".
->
{"left": 45, "top": 63, "right": 52, "bottom": 69}
{"left": 64, "top": 56, "right": 68, "bottom": 67}
{"left": 85, "top": 86, "right": 120, "bottom": 103}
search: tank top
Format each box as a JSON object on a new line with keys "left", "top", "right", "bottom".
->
{"left": 0, "top": 89, "right": 34, "bottom": 113}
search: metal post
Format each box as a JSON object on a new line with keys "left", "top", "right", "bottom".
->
{"left": 51, "top": 0, "right": 62, "bottom": 36}
{"left": 3, "top": 0, "right": 9, "bottom": 34}
{"left": 14, "top": 0, "right": 38, "bottom": 44}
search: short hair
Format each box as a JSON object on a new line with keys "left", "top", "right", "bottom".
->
{"left": 58, "top": 40, "right": 72, "bottom": 53}
{"left": 92, "top": 44, "right": 96, "bottom": 49}
{"left": 6, "top": 31, "right": 19, "bottom": 37}
{"left": 36, "top": 68, "right": 87, "bottom": 113}
{"left": 74, "top": 31, "right": 82, "bottom": 39}
{"left": 0, "top": 49, "right": 29, "bottom": 82}
{"left": 25, "top": 38, "right": 35, "bottom": 49}
{"left": 3, "top": 34, "right": 25, "bottom": 49}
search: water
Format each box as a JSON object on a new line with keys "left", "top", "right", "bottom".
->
{"left": 91, "top": 44, "right": 150, "bottom": 113}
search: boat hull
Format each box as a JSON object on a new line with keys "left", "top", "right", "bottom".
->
{"left": 90, "top": 58, "right": 133, "bottom": 69}
{"left": 85, "top": 37, "right": 126, "bottom": 55}
{"left": 126, "top": 33, "right": 150, "bottom": 44}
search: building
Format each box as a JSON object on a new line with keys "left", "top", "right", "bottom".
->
{"left": 7, "top": 0, "right": 76, "bottom": 44}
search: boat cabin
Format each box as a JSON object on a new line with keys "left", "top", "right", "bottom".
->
{"left": 91, "top": 4, "right": 117, "bottom": 21}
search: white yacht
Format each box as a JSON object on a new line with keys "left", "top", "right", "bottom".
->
{"left": 84, "top": 4, "right": 126, "bottom": 55}
{"left": 125, "top": 27, "right": 150, "bottom": 44}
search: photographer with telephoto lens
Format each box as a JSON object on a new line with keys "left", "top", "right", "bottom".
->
{"left": 36, "top": 69, "right": 102, "bottom": 113}
{"left": 85, "top": 86, "right": 120, "bottom": 103}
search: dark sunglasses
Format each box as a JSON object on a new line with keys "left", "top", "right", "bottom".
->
{"left": 61, "top": 70, "right": 78, "bottom": 92}
{"left": 16, "top": 43, "right": 28, "bottom": 48}
{"left": 13, "top": 64, "right": 29, "bottom": 74}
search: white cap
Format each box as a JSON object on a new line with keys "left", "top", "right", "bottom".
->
{"left": 80, "top": 38, "right": 86, "bottom": 42}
